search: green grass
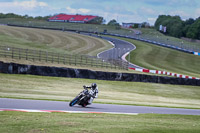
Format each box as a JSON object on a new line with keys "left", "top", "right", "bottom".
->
{"left": 107, "top": 36, "right": 200, "bottom": 78}
{"left": 1, "top": 18, "right": 199, "bottom": 51}
{"left": 0, "top": 111, "right": 200, "bottom": 133}
{"left": 1, "top": 73, "right": 200, "bottom": 109}
{"left": 0, "top": 25, "right": 112, "bottom": 56}
{"left": 137, "top": 28, "right": 200, "bottom": 50}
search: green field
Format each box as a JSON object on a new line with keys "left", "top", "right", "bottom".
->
{"left": 111, "top": 37, "right": 200, "bottom": 78}
{"left": 1, "top": 111, "right": 200, "bottom": 133}
{"left": 0, "top": 25, "right": 112, "bottom": 56}
{"left": 138, "top": 28, "right": 200, "bottom": 50}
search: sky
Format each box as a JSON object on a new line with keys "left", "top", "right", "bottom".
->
{"left": 0, "top": 0, "right": 199, "bottom": 25}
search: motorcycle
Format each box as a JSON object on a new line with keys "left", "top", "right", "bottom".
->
{"left": 69, "top": 86, "right": 92, "bottom": 107}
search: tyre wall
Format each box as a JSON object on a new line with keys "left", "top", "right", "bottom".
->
{"left": 0, "top": 61, "right": 199, "bottom": 86}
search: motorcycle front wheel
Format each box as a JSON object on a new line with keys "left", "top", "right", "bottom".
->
{"left": 69, "top": 96, "right": 79, "bottom": 107}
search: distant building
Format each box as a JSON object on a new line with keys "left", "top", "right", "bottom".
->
{"left": 122, "top": 23, "right": 142, "bottom": 28}
{"left": 48, "top": 14, "right": 98, "bottom": 23}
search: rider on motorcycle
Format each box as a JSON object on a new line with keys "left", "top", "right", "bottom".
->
{"left": 83, "top": 83, "right": 98, "bottom": 104}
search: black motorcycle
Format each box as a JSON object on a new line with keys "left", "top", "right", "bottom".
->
{"left": 69, "top": 86, "right": 91, "bottom": 107}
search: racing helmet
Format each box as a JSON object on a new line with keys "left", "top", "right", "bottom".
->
{"left": 91, "top": 83, "right": 97, "bottom": 90}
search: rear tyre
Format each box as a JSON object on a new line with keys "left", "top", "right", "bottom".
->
{"left": 81, "top": 103, "right": 87, "bottom": 107}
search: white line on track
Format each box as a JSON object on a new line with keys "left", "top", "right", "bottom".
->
{"left": 0, "top": 108, "right": 139, "bottom": 115}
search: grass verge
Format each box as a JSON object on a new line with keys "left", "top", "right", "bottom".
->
{"left": 0, "top": 111, "right": 200, "bottom": 133}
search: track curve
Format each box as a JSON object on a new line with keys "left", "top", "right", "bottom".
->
{"left": 80, "top": 32, "right": 143, "bottom": 69}
{"left": 1, "top": 98, "right": 200, "bottom": 115}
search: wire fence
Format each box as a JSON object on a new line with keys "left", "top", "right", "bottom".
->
{"left": 0, "top": 45, "right": 129, "bottom": 70}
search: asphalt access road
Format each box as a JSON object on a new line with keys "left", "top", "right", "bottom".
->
{"left": 1, "top": 98, "right": 200, "bottom": 115}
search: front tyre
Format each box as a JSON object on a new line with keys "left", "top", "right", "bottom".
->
{"left": 69, "top": 97, "right": 79, "bottom": 107}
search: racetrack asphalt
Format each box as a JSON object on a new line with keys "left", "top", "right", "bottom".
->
{"left": 82, "top": 33, "right": 143, "bottom": 69}
{"left": 1, "top": 98, "right": 200, "bottom": 115}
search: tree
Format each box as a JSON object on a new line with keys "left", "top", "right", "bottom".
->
{"left": 184, "top": 18, "right": 195, "bottom": 25}
{"left": 141, "top": 22, "right": 150, "bottom": 28}
{"left": 107, "top": 19, "right": 120, "bottom": 26}
{"left": 155, "top": 15, "right": 184, "bottom": 37}
{"left": 186, "top": 19, "right": 200, "bottom": 39}
{"left": 89, "top": 16, "right": 104, "bottom": 24}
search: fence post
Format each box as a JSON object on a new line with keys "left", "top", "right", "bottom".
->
{"left": 96, "top": 58, "right": 98, "bottom": 67}
{"left": 115, "top": 60, "right": 117, "bottom": 69}
{"left": 26, "top": 49, "right": 28, "bottom": 60}
{"left": 3, "top": 46, "right": 6, "bottom": 57}
{"left": 58, "top": 53, "right": 60, "bottom": 64}
{"left": 19, "top": 48, "right": 21, "bottom": 59}
{"left": 5, "top": 47, "right": 7, "bottom": 57}
{"left": 75, "top": 55, "right": 77, "bottom": 66}
{"left": 32, "top": 50, "right": 35, "bottom": 61}
{"left": 39, "top": 50, "right": 41, "bottom": 61}
{"left": 91, "top": 58, "right": 93, "bottom": 67}
{"left": 46, "top": 51, "right": 48, "bottom": 62}
{"left": 69, "top": 54, "right": 71, "bottom": 65}
{"left": 12, "top": 47, "right": 14, "bottom": 59}
{"left": 80, "top": 55, "right": 82, "bottom": 66}
{"left": 101, "top": 59, "right": 104, "bottom": 68}
{"left": 52, "top": 53, "right": 54, "bottom": 63}
{"left": 64, "top": 54, "right": 66, "bottom": 64}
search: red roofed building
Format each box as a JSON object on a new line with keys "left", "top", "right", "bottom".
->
{"left": 48, "top": 14, "right": 98, "bottom": 23}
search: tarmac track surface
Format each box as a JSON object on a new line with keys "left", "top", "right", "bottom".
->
{"left": 81, "top": 33, "right": 143, "bottom": 69}
{"left": 1, "top": 98, "right": 200, "bottom": 115}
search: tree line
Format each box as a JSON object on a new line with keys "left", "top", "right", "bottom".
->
{"left": 155, "top": 15, "right": 200, "bottom": 39}
{"left": 0, "top": 13, "right": 51, "bottom": 20}
{"left": 0, "top": 13, "right": 105, "bottom": 24}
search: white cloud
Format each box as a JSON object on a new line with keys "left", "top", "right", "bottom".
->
{"left": 14, "top": 0, "right": 47, "bottom": 9}
{"left": 66, "top": 6, "right": 90, "bottom": 14}
{"left": 169, "top": 10, "right": 190, "bottom": 18}
{"left": 0, "top": 0, "right": 49, "bottom": 16}
{"left": 139, "top": 7, "right": 156, "bottom": 15}
{"left": 194, "top": 8, "right": 200, "bottom": 18}
{"left": 0, "top": 0, "right": 48, "bottom": 10}
{"left": 148, "top": 18, "right": 157, "bottom": 25}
